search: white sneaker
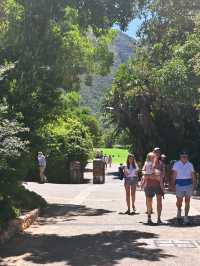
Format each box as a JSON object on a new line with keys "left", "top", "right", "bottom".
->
{"left": 177, "top": 209, "right": 182, "bottom": 219}
{"left": 183, "top": 216, "right": 190, "bottom": 225}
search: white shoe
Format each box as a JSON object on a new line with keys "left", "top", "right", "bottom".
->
{"left": 183, "top": 216, "right": 190, "bottom": 225}
{"left": 177, "top": 209, "right": 182, "bottom": 219}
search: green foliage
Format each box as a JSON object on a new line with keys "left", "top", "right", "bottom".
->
{"left": 105, "top": 4, "right": 200, "bottom": 163}
{"left": 0, "top": 0, "right": 137, "bottom": 132}
{"left": 0, "top": 199, "right": 20, "bottom": 228}
{"left": 40, "top": 117, "right": 93, "bottom": 183}
{"left": 0, "top": 110, "right": 29, "bottom": 194}
{"left": 0, "top": 106, "right": 47, "bottom": 227}
{"left": 12, "top": 186, "right": 47, "bottom": 210}
{"left": 59, "top": 91, "right": 102, "bottom": 146}
{"left": 0, "top": 0, "right": 148, "bottom": 225}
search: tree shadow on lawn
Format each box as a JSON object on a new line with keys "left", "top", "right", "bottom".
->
{"left": 37, "top": 204, "right": 114, "bottom": 225}
{"left": 0, "top": 230, "right": 174, "bottom": 266}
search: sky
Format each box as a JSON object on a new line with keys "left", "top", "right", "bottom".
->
{"left": 113, "top": 18, "right": 142, "bottom": 39}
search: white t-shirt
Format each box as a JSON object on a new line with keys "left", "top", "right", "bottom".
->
{"left": 125, "top": 165, "right": 137, "bottom": 178}
{"left": 38, "top": 155, "right": 46, "bottom": 167}
{"left": 172, "top": 160, "right": 194, "bottom": 186}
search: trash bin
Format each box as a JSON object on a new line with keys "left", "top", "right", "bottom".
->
{"left": 93, "top": 159, "right": 105, "bottom": 184}
{"left": 70, "top": 161, "right": 82, "bottom": 184}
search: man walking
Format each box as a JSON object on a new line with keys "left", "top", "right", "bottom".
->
{"left": 38, "top": 152, "right": 47, "bottom": 183}
{"left": 172, "top": 151, "right": 196, "bottom": 225}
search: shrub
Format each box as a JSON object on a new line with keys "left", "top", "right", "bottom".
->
{"left": 0, "top": 198, "right": 21, "bottom": 228}
{"left": 13, "top": 186, "right": 47, "bottom": 210}
{"left": 40, "top": 118, "right": 93, "bottom": 183}
{"left": 0, "top": 117, "right": 27, "bottom": 227}
{"left": 0, "top": 115, "right": 47, "bottom": 227}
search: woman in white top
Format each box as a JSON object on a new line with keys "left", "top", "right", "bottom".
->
{"left": 124, "top": 154, "right": 139, "bottom": 214}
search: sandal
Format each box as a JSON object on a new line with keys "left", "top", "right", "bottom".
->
{"left": 124, "top": 210, "right": 131, "bottom": 215}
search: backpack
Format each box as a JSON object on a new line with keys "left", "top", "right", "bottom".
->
{"left": 118, "top": 165, "right": 125, "bottom": 180}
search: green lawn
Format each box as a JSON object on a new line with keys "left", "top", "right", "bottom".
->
{"left": 95, "top": 148, "right": 129, "bottom": 164}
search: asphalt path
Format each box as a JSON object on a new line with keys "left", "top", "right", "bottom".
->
{"left": 1, "top": 164, "right": 200, "bottom": 266}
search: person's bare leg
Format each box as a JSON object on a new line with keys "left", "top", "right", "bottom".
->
{"left": 183, "top": 196, "right": 191, "bottom": 224}
{"left": 146, "top": 197, "right": 153, "bottom": 213}
{"left": 176, "top": 197, "right": 183, "bottom": 219}
{"left": 146, "top": 197, "right": 153, "bottom": 223}
{"left": 39, "top": 167, "right": 43, "bottom": 181}
{"left": 125, "top": 185, "right": 131, "bottom": 212}
{"left": 176, "top": 197, "right": 183, "bottom": 209}
{"left": 156, "top": 194, "right": 162, "bottom": 223}
{"left": 131, "top": 185, "right": 136, "bottom": 211}
{"left": 185, "top": 196, "right": 191, "bottom": 217}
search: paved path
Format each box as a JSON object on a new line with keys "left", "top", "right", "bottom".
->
{"left": 1, "top": 165, "right": 200, "bottom": 266}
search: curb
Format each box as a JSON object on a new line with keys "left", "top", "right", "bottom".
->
{"left": 0, "top": 208, "right": 40, "bottom": 245}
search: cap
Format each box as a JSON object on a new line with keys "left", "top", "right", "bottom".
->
{"left": 153, "top": 147, "right": 161, "bottom": 152}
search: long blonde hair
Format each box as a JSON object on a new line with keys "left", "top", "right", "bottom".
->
{"left": 146, "top": 152, "right": 155, "bottom": 162}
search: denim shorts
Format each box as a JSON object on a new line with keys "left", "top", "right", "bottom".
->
{"left": 176, "top": 185, "right": 193, "bottom": 198}
{"left": 124, "top": 177, "right": 138, "bottom": 186}
{"left": 144, "top": 186, "right": 163, "bottom": 198}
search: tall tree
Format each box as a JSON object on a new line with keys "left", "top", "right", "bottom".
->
{"left": 0, "top": 0, "right": 144, "bottom": 131}
{"left": 105, "top": 2, "right": 200, "bottom": 162}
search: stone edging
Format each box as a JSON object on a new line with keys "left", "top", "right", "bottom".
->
{"left": 0, "top": 208, "right": 40, "bottom": 245}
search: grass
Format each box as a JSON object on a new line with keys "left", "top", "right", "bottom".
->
{"left": 95, "top": 148, "right": 129, "bottom": 164}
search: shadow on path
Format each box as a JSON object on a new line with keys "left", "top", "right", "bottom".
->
{"left": 38, "top": 204, "right": 114, "bottom": 225}
{"left": 167, "top": 215, "right": 200, "bottom": 227}
{"left": 0, "top": 230, "right": 174, "bottom": 266}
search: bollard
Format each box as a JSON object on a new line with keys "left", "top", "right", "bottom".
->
{"left": 93, "top": 159, "right": 105, "bottom": 184}
{"left": 70, "top": 161, "right": 82, "bottom": 184}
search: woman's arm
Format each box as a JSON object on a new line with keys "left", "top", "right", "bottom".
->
{"left": 192, "top": 171, "right": 197, "bottom": 191}
{"left": 152, "top": 156, "right": 159, "bottom": 171}
{"left": 142, "top": 162, "right": 146, "bottom": 175}
{"left": 124, "top": 166, "right": 129, "bottom": 177}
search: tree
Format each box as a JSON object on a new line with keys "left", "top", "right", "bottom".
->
{"left": 104, "top": 7, "right": 200, "bottom": 162}
{"left": 0, "top": 105, "right": 29, "bottom": 226}
{"left": 55, "top": 91, "right": 102, "bottom": 146}
{"left": 0, "top": 0, "right": 145, "bottom": 132}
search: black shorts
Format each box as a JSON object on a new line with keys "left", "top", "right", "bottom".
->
{"left": 144, "top": 186, "right": 163, "bottom": 198}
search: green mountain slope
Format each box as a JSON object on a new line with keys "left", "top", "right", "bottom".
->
{"left": 80, "top": 32, "right": 136, "bottom": 113}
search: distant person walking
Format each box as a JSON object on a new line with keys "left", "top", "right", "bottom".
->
{"left": 108, "top": 155, "right": 112, "bottom": 168}
{"left": 142, "top": 147, "right": 164, "bottom": 224}
{"left": 104, "top": 154, "right": 108, "bottom": 169}
{"left": 172, "top": 151, "right": 196, "bottom": 225}
{"left": 38, "top": 152, "right": 47, "bottom": 183}
{"left": 95, "top": 150, "right": 103, "bottom": 159}
{"left": 124, "top": 154, "right": 139, "bottom": 215}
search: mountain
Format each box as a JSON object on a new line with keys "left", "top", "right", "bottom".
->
{"left": 80, "top": 32, "right": 136, "bottom": 113}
